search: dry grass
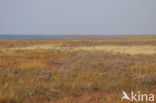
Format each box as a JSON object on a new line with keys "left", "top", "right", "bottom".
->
{"left": 0, "top": 35, "right": 156, "bottom": 103}
{"left": 1, "top": 44, "right": 156, "bottom": 55}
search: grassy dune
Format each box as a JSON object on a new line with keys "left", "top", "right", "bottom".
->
{"left": 0, "top": 35, "right": 156, "bottom": 103}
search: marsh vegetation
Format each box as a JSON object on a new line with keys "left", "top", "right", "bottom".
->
{"left": 0, "top": 35, "right": 156, "bottom": 103}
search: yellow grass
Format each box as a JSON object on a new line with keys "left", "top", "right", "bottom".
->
{"left": 76, "top": 45, "right": 156, "bottom": 54}
{"left": 1, "top": 44, "right": 156, "bottom": 54}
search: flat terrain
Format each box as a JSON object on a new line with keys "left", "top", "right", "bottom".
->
{"left": 0, "top": 35, "right": 156, "bottom": 103}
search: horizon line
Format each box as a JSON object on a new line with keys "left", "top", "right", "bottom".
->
{"left": 0, "top": 33, "right": 156, "bottom": 35}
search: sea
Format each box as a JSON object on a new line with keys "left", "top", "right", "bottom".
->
{"left": 0, "top": 35, "right": 126, "bottom": 40}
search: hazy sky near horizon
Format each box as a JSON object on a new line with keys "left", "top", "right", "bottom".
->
{"left": 0, "top": 0, "right": 156, "bottom": 35}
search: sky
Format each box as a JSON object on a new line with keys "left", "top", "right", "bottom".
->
{"left": 0, "top": 0, "right": 156, "bottom": 35}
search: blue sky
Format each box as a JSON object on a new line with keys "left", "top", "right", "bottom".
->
{"left": 0, "top": 0, "right": 156, "bottom": 35}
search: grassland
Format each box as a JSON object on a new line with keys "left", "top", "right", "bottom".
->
{"left": 0, "top": 35, "right": 156, "bottom": 103}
